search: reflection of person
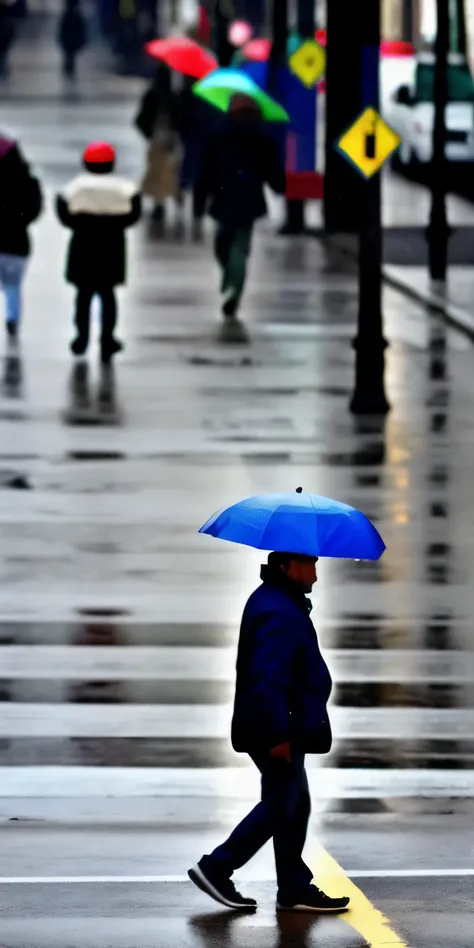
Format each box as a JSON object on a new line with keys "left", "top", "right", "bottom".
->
{"left": 135, "top": 65, "right": 182, "bottom": 223}
{"left": 193, "top": 94, "right": 285, "bottom": 342}
{"left": 188, "top": 552, "right": 350, "bottom": 914}
{"left": 0, "top": 134, "right": 42, "bottom": 340}
{"left": 57, "top": 0, "right": 87, "bottom": 78}
{"left": 56, "top": 142, "right": 141, "bottom": 363}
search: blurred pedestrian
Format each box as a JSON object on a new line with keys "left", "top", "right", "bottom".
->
{"left": 175, "top": 74, "right": 220, "bottom": 207}
{"left": 189, "top": 551, "right": 350, "bottom": 914}
{"left": 57, "top": 0, "right": 88, "bottom": 79}
{"left": 135, "top": 64, "right": 183, "bottom": 224}
{"left": 0, "top": 0, "right": 17, "bottom": 78}
{"left": 56, "top": 142, "right": 141, "bottom": 363}
{"left": 193, "top": 94, "right": 285, "bottom": 342}
{"left": 0, "top": 134, "right": 42, "bottom": 340}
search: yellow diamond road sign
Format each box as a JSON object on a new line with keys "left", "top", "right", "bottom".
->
{"left": 289, "top": 39, "right": 326, "bottom": 88}
{"left": 336, "top": 107, "right": 401, "bottom": 179}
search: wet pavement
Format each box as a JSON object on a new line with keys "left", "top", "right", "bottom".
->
{"left": 1, "top": 44, "right": 474, "bottom": 948}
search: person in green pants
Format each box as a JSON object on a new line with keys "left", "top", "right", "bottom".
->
{"left": 193, "top": 94, "right": 286, "bottom": 343}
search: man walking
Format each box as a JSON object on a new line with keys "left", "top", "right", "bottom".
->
{"left": 193, "top": 94, "right": 285, "bottom": 343}
{"left": 188, "top": 551, "right": 350, "bottom": 913}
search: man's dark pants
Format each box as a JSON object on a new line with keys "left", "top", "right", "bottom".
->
{"left": 214, "top": 224, "right": 253, "bottom": 313}
{"left": 74, "top": 287, "right": 117, "bottom": 355}
{"left": 202, "top": 751, "right": 313, "bottom": 901}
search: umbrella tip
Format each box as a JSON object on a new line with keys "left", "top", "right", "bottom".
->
{"left": 296, "top": 487, "right": 303, "bottom": 493}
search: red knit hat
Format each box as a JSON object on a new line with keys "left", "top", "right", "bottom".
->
{"left": 83, "top": 142, "right": 115, "bottom": 165}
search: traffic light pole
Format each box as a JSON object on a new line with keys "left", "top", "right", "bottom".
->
{"left": 426, "top": 0, "right": 450, "bottom": 282}
{"left": 350, "top": 0, "right": 390, "bottom": 415}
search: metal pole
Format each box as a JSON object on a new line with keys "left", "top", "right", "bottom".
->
{"left": 324, "top": 0, "right": 362, "bottom": 233}
{"left": 426, "top": 0, "right": 450, "bottom": 282}
{"left": 402, "top": 0, "right": 413, "bottom": 41}
{"left": 455, "top": 0, "right": 467, "bottom": 54}
{"left": 280, "top": 0, "right": 314, "bottom": 234}
{"left": 350, "top": 0, "right": 390, "bottom": 415}
{"left": 269, "top": 0, "right": 288, "bottom": 88}
{"left": 212, "top": 0, "right": 235, "bottom": 65}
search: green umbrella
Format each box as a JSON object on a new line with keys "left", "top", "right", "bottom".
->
{"left": 192, "top": 68, "right": 289, "bottom": 122}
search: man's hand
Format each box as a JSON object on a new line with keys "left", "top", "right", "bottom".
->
{"left": 270, "top": 742, "right": 292, "bottom": 764}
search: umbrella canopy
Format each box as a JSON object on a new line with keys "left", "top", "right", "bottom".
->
{"left": 199, "top": 490, "right": 385, "bottom": 560}
{"left": 192, "top": 68, "right": 289, "bottom": 122}
{"left": 241, "top": 37, "right": 270, "bottom": 62}
{"left": 145, "top": 36, "right": 217, "bottom": 80}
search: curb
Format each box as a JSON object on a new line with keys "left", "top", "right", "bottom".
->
{"left": 382, "top": 268, "right": 474, "bottom": 342}
{"left": 320, "top": 233, "right": 474, "bottom": 342}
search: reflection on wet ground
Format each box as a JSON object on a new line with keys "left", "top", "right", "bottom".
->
{"left": 186, "top": 908, "right": 359, "bottom": 948}
{"left": 3, "top": 348, "right": 23, "bottom": 399}
{"left": 64, "top": 362, "right": 121, "bottom": 425}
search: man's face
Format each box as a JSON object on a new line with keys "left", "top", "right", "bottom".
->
{"left": 284, "top": 556, "right": 318, "bottom": 593}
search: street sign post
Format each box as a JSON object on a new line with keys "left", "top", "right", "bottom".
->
{"left": 334, "top": 1, "right": 397, "bottom": 415}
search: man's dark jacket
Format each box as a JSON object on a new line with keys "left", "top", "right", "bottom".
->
{"left": 193, "top": 120, "right": 286, "bottom": 228}
{"left": 0, "top": 136, "right": 42, "bottom": 257}
{"left": 231, "top": 565, "right": 333, "bottom": 755}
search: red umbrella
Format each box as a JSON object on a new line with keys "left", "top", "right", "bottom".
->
{"left": 145, "top": 36, "right": 217, "bottom": 80}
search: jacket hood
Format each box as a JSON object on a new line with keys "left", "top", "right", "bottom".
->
{"left": 260, "top": 563, "right": 313, "bottom": 614}
{"left": 0, "top": 136, "right": 14, "bottom": 160}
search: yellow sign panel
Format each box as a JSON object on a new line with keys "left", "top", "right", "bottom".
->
{"left": 289, "top": 39, "right": 326, "bottom": 88}
{"left": 336, "top": 107, "right": 401, "bottom": 179}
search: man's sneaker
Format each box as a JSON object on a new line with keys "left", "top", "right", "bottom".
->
{"left": 217, "top": 316, "right": 249, "bottom": 345}
{"left": 101, "top": 338, "right": 124, "bottom": 364}
{"left": 6, "top": 321, "right": 17, "bottom": 339}
{"left": 221, "top": 287, "right": 238, "bottom": 318}
{"left": 188, "top": 861, "right": 257, "bottom": 910}
{"left": 70, "top": 336, "right": 88, "bottom": 356}
{"left": 277, "top": 885, "right": 350, "bottom": 914}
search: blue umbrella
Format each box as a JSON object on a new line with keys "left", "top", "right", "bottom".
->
{"left": 199, "top": 488, "right": 385, "bottom": 560}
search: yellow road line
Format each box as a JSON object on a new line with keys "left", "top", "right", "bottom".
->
{"left": 312, "top": 845, "right": 408, "bottom": 947}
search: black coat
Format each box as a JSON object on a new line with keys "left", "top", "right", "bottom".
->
{"left": 231, "top": 566, "right": 333, "bottom": 756}
{"left": 58, "top": 9, "right": 87, "bottom": 54}
{"left": 0, "top": 136, "right": 42, "bottom": 257}
{"left": 135, "top": 67, "right": 181, "bottom": 141}
{"left": 193, "top": 120, "right": 286, "bottom": 227}
{"left": 56, "top": 173, "right": 141, "bottom": 288}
